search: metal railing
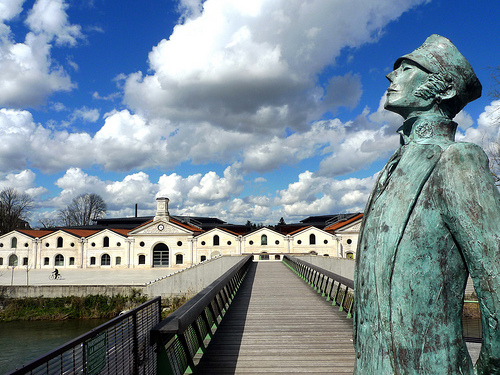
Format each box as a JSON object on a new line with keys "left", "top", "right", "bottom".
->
{"left": 150, "top": 255, "right": 253, "bottom": 375}
{"left": 6, "top": 297, "right": 162, "bottom": 375}
{"left": 283, "top": 255, "right": 354, "bottom": 318}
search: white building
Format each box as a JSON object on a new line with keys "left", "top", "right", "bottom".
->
{"left": 0, "top": 198, "right": 363, "bottom": 270}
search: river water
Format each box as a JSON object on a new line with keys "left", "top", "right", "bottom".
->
{"left": 0, "top": 319, "right": 107, "bottom": 374}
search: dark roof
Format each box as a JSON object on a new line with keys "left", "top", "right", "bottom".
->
{"left": 299, "top": 213, "right": 361, "bottom": 228}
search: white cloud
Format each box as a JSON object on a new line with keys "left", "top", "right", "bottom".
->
{"left": 0, "top": 169, "right": 48, "bottom": 197}
{"left": 0, "top": 0, "right": 24, "bottom": 22}
{"left": 26, "top": 0, "right": 83, "bottom": 46}
{"left": 0, "top": 0, "right": 80, "bottom": 107}
{"left": 124, "top": 0, "right": 428, "bottom": 134}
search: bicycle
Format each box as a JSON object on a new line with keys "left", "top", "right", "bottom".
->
{"left": 49, "top": 273, "right": 63, "bottom": 280}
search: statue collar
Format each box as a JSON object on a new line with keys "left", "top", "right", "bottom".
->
{"left": 397, "top": 115, "right": 457, "bottom": 146}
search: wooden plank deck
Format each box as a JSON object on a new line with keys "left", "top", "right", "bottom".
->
{"left": 196, "top": 261, "right": 355, "bottom": 374}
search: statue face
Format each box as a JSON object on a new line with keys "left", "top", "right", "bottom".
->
{"left": 384, "top": 59, "right": 434, "bottom": 118}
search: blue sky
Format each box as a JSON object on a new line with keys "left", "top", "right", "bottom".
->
{"left": 2, "top": 0, "right": 500, "bottom": 226}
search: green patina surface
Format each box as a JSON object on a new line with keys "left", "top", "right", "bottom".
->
{"left": 354, "top": 35, "right": 500, "bottom": 374}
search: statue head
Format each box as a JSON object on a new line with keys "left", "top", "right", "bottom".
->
{"left": 384, "top": 34, "right": 481, "bottom": 119}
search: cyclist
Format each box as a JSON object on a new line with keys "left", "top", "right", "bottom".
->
{"left": 52, "top": 268, "right": 60, "bottom": 279}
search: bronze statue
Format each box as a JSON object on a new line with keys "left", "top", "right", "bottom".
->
{"left": 354, "top": 34, "right": 500, "bottom": 374}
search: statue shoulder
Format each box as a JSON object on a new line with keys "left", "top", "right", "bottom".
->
{"left": 439, "top": 141, "right": 490, "bottom": 171}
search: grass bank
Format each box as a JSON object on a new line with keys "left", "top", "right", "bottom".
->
{"left": 0, "top": 290, "right": 148, "bottom": 322}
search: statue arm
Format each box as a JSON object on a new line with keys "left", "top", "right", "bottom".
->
{"left": 438, "top": 143, "right": 500, "bottom": 374}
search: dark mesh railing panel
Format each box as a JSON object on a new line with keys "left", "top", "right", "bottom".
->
{"left": 7, "top": 297, "right": 161, "bottom": 375}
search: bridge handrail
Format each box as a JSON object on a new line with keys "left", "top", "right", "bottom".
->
{"left": 150, "top": 254, "right": 253, "bottom": 375}
{"left": 283, "top": 255, "right": 354, "bottom": 318}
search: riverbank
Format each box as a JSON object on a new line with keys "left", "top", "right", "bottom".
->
{"left": 0, "top": 291, "right": 148, "bottom": 321}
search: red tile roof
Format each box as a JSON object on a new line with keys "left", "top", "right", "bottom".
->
{"left": 17, "top": 229, "right": 54, "bottom": 238}
{"left": 324, "top": 213, "right": 364, "bottom": 232}
{"left": 62, "top": 229, "right": 100, "bottom": 238}
{"left": 287, "top": 226, "right": 313, "bottom": 236}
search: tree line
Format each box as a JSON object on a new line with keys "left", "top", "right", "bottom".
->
{"left": 0, "top": 189, "right": 107, "bottom": 235}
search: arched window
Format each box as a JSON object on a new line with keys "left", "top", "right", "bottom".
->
{"left": 9, "top": 254, "right": 18, "bottom": 266}
{"left": 55, "top": 254, "right": 64, "bottom": 266}
{"left": 309, "top": 234, "right": 316, "bottom": 245}
{"left": 11, "top": 237, "right": 17, "bottom": 248}
{"left": 101, "top": 254, "right": 111, "bottom": 266}
{"left": 57, "top": 237, "right": 63, "bottom": 248}
{"left": 103, "top": 236, "right": 109, "bottom": 247}
{"left": 138, "top": 255, "right": 146, "bottom": 265}
{"left": 213, "top": 235, "right": 220, "bottom": 246}
{"left": 176, "top": 254, "right": 183, "bottom": 265}
{"left": 346, "top": 252, "right": 354, "bottom": 259}
{"left": 261, "top": 234, "right": 267, "bottom": 246}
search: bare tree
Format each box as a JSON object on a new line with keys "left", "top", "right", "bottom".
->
{"left": 38, "top": 217, "right": 59, "bottom": 228}
{"left": 0, "top": 188, "right": 34, "bottom": 234}
{"left": 59, "top": 193, "right": 107, "bottom": 226}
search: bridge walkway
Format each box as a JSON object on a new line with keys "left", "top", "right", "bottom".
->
{"left": 195, "top": 261, "right": 355, "bottom": 374}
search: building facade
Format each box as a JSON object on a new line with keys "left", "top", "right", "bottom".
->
{"left": 0, "top": 198, "right": 362, "bottom": 270}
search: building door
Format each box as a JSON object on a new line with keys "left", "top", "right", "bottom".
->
{"left": 153, "top": 243, "right": 169, "bottom": 267}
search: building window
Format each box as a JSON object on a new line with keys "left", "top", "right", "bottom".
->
{"left": 0, "top": 243, "right": 3, "bottom": 247}
{"left": 227, "top": 241, "right": 232, "bottom": 245}
{"left": 55, "top": 254, "right": 64, "bottom": 266}
{"left": 45, "top": 243, "right": 49, "bottom": 247}
{"left": 259, "top": 252, "right": 269, "bottom": 260}
{"left": 261, "top": 235, "right": 267, "bottom": 246}
{"left": 176, "top": 254, "right": 183, "bottom": 264}
{"left": 275, "top": 255, "right": 281, "bottom": 260}
{"left": 201, "top": 241, "right": 206, "bottom": 246}
{"left": 297, "top": 240, "right": 302, "bottom": 244}
{"left": 116, "top": 257, "right": 121, "bottom": 265}
{"left": 23, "top": 257, "right": 28, "bottom": 266}
{"left": 0, "top": 257, "right": 3, "bottom": 265}
{"left": 69, "top": 257, "right": 75, "bottom": 265}
{"left": 177, "top": 241, "right": 182, "bottom": 246}
{"left": 117, "top": 242, "right": 121, "bottom": 247}
{"left": 44, "top": 257, "right": 49, "bottom": 266}
{"left": 249, "top": 240, "right": 254, "bottom": 245}
{"left": 347, "top": 239, "right": 352, "bottom": 244}
{"left": 57, "top": 237, "right": 63, "bottom": 248}
{"left": 201, "top": 255, "right": 206, "bottom": 262}
{"left": 309, "top": 251, "right": 318, "bottom": 255}
{"left": 11, "top": 237, "right": 17, "bottom": 248}
{"left": 91, "top": 242, "right": 96, "bottom": 247}
{"left": 309, "top": 234, "right": 316, "bottom": 245}
{"left": 101, "top": 254, "right": 111, "bottom": 266}
{"left": 24, "top": 243, "right": 29, "bottom": 247}
{"left": 140, "top": 242, "right": 145, "bottom": 247}
{"left": 71, "top": 243, "right": 75, "bottom": 247}
{"left": 324, "top": 240, "right": 328, "bottom": 244}
{"left": 213, "top": 235, "right": 220, "bottom": 246}
{"left": 90, "top": 257, "right": 96, "bottom": 265}
{"left": 103, "top": 237, "right": 109, "bottom": 247}
{"left": 9, "top": 254, "right": 18, "bottom": 266}
{"left": 346, "top": 252, "right": 354, "bottom": 259}
{"left": 138, "top": 255, "right": 146, "bottom": 265}
{"left": 275, "top": 240, "right": 280, "bottom": 245}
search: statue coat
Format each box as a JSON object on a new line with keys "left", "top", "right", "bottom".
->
{"left": 353, "top": 118, "right": 500, "bottom": 374}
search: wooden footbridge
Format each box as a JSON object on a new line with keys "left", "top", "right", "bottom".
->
{"left": 195, "top": 261, "right": 355, "bottom": 374}
{"left": 153, "top": 255, "right": 356, "bottom": 374}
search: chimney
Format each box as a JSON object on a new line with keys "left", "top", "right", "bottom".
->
{"left": 135, "top": 203, "right": 138, "bottom": 218}
{"left": 154, "top": 197, "right": 170, "bottom": 222}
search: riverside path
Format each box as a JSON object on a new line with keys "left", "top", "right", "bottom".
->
{"left": 195, "top": 261, "right": 356, "bottom": 374}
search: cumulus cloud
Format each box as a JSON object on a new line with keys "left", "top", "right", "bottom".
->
{"left": 0, "top": 169, "right": 48, "bottom": 197}
{"left": 124, "top": 0, "right": 428, "bottom": 134}
{"left": 0, "top": 0, "right": 79, "bottom": 107}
